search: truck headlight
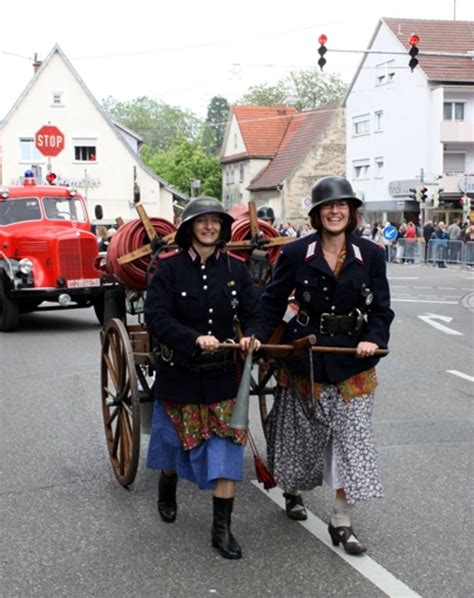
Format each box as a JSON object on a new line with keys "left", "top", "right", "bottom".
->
{"left": 19, "top": 258, "right": 34, "bottom": 275}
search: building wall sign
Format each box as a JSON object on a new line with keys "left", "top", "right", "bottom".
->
{"left": 459, "top": 176, "right": 474, "bottom": 194}
{"left": 388, "top": 179, "right": 420, "bottom": 197}
{"left": 58, "top": 177, "right": 101, "bottom": 188}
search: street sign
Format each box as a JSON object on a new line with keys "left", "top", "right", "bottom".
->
{"left": 301, "top": 196, "right": 312, "bottom": 210}
{"left": 382, "top": 225, "right": 397, "bottom": 241}
{"left": 35, "top": 125, "right": 65, "bottom": 157}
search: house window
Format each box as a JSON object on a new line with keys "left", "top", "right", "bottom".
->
{"left": 375, "top": 158, "right": 384, "bottom": 178}
{"left": 234, "top": 134, "right": 238, "bottom": 150}
{"left": 239, "top": 163, "right": 244, "bottom": 183}
{"left": 353, "top": 115, "right": 370, "bottom": 136}
{"left": 374, "top": 111, "right": 383, "bottom": 131}
{"left": 73, "top": 138, "right": 97, "bottom": 162}
{"left": 375, "top": 61, "right": 395, "bottom": 86}
{"left": 443, "top": 153, "right": 465, "bottom": 174}
{"left": 353, "top": 160, "right": 370, "bottom": 179}
{"left": 19, "top": 138, "right": 43, "bottom": 162}
{"left": 50, "top": 92, "right": 64, "bottom": 106}
{"left": 443, "top": 102, "right": 464, "bottom": 121}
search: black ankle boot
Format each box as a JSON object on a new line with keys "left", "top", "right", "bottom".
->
{"left": 211, "top": 497, "right": 242, "bottom": 559}
{"left": 158, "top": 472, "right": 178, "bottom": 523}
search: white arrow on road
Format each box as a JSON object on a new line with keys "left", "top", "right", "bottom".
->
{"left": 417, "top": 313, "right": 463, "bottom": 335}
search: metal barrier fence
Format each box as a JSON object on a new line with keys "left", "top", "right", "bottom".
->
{"left": 387, "top": 239, "right": 473, "bottom": 267}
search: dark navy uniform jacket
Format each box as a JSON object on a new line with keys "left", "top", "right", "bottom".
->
{"left": 144, "top": 247, "right": 259, "bottom": 405}
{"left": 247, "top": 231, "right": 394, "bottom": 383}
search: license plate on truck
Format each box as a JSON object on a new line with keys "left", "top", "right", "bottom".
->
{"left": 67, "top": 278, "right": 100, "bottom": 288}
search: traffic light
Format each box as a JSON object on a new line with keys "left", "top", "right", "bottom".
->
{"left": 46, "top": 172, "right": 57, "bottom": 185}
{"left": 433, "top": 188, "right": 444, "bottom": 208}
{"left": 408, "top": 187, "right": 417, "bottom": 200}
{"left": 318, "top": 34, "right": 328, "bottom": 70}
{"left": 408, "top": 34, "right": 420, "bottom": 71}
{"left": 419, "top": 186, "right": 428, "bottom": 202}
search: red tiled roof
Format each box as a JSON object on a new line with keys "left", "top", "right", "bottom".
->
{"left": 248, "top": 104, "right": 340, "bottom": 190}
{"left": 383, "top": 18, "right": 474, "bottom": 82}
{"left": 233, "top": 105, "right": 296, "bottom": 156}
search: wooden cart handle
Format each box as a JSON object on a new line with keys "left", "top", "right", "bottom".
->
{"left": 219, "top": 339, "right": 388, "bottom": 357}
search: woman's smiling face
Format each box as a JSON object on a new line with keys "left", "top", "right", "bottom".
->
{"left": 319, "top": 200, "right": 350, "bottom": 235}
{"left": 192, "top": 214, "right": 223, "bottom": 246}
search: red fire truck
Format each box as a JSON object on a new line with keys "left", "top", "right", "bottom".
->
{"left": 0, "top": 170, "right": 111, "bottom": 332}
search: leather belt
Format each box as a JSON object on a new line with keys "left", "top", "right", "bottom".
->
{"left": 297, "top": 308, "right": 363, "bottom": 335}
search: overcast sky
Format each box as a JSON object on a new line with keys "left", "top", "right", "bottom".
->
{"left": 1, "top": 0, "right": 473, "bottom": 120}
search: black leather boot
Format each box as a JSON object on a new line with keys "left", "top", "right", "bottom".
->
{"left": 211, "top": 496, "right": 242, "bottom": 559}
{"left": 158, "top": 472, "right": 178, "bottom": 523}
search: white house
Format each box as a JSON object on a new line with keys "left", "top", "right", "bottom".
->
{"left": 345, "top": 18, "right": 474, "bottom": 226}
{"left": 0, "top": 45, "right": 186, "bottom": 224}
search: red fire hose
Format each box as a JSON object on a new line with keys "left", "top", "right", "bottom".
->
{"left": 230, "top": 219, "right": 281, "bottom": 264}
{"left": 106, "top": 218, "right": 176, "bottom": 290}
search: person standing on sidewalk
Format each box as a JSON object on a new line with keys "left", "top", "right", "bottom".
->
{"left": 423, "top": 221, "right": 435, "bottom": 263}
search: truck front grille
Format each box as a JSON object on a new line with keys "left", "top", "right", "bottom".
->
{"left": 58, "top": 238, "right": 98, "bottom": 279}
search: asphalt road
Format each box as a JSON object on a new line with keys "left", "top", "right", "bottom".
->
{"left": 1, "top": 263, "right": 473, "bottom": 597}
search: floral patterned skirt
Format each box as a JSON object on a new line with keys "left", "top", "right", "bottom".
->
{"left": 267, "top": 384, "right": 383, "bottom": 504}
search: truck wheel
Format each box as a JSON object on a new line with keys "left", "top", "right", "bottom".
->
{"left": 0, "top": 281, "right": 19, "bottom": 332}
{"left": 93, "top": 296, "right": 105, "bottom": 325}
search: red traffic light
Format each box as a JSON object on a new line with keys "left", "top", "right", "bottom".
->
{"left": 318, "top": 34, "right": 328, "bottom": 70}
{"left": 46, "top": 172, "right": 57, "bottom": 185}
{"left": 409, "top": 34, "right": 420, "bottom": 46}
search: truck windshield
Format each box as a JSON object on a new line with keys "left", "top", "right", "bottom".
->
{"left": 0, "top": 198, "right": 42, "bottom": 225}
{"left": 43, "top": 197, "right": 87, "bottom": 222}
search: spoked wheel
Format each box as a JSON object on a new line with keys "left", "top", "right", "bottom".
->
{"left": 101, "top": 318, "right": 140, "bottom": 487}
{"left": 257, "top": 359, "right": 276, "bottom": 441}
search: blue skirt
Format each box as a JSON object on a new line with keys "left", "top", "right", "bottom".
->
{"left": 146, "top": 400, "right": 245, "bottom": 490}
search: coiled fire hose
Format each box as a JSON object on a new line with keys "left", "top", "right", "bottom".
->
{"left": 230, "top": 219, "right": 281, "bottom": 264}
{"left": 106, "top": 218, "right": 176, "bottom": 290}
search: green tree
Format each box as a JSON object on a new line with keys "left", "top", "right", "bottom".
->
{"left": 102, "top": 96, "right": 202, "bottom": 151}
{"left": 237, "top": 69, "right": 347, "bottom": 110}
{"left": 142, "top": 137, "right": 222, "bottom": 199}
{"left": 238, "top": 81, "right": 288, "bottom": 106}
{"left": 201, "top": 96, "right": 230, "bottom": 155}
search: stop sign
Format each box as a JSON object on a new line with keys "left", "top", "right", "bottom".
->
{"left": 35, "top": 125, "right": 65, "bottom": 157}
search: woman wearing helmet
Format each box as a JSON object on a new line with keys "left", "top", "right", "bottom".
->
{"left": 246, "top": 176, "right": 394, "bottom": 554}
{"left": 144, "top": 196, "right": 261, "bottom": 560}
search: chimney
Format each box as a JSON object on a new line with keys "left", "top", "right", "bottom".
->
{"left": 33, "top": 53, "right": 42, "bottom": 74}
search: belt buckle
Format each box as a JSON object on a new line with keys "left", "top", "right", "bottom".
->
{"left": 320, "top": 312, "right": 330, "bottom": 334}
{"left": 297, "top": 310, "right": 310, "bottom": 327}
{"left": 350, "top": 308, "right": 364, "bottom": 334}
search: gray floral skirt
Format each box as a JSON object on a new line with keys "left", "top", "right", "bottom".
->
{"left": 266, "top": 385, "right": 383, "bottom": 504}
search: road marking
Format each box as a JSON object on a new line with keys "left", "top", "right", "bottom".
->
{"left": 253, "top": 482, "right": 421, "bottom": 598}
{"left": 417, "top": 313, "right": 462, "bottom": 335}
{"left": 447, "top": 370, "right": 474, "bottom": 383}
{"left": 393, "top": 299, "right": 458, "bottom": 304}
{"left": 388, "top": 276, "right": 419, "bottom": 280}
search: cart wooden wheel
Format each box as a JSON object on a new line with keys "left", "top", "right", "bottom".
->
{"left": 257, "top": 359, "right": 276, "bottom": 441}
{"left": 101, "top": 318, "right": 141, "bottom": 487}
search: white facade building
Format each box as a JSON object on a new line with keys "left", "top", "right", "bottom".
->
{"left": 345, "top": 18, "right": 474, "bottom": 226}
{"left": 0, "top": 45, "right": 185, "bottom": 224}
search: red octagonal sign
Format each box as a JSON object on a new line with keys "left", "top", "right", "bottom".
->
{"left": 35, "top": 125, "right": 65, "bottom": 157}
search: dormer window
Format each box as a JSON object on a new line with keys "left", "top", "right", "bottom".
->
{"left": 51, "top": 92, "right": 64, "bottom": 106}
